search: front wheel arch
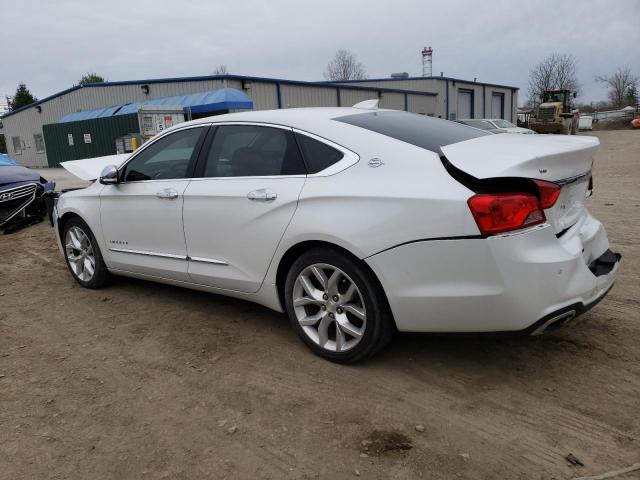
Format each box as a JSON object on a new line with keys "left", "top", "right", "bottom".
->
{"left": 57, "top": 212, "right": 82, "bottom": 241}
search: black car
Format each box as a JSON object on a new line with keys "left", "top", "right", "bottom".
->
{"left": 0, "top": 160, "right": 56, "bottom": 233}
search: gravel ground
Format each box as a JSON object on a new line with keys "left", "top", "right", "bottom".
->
{"left": 1, "top": 130, "right": 639, "bottom": 479}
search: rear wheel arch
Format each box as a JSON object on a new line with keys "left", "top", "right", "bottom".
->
{"left": 275, "top": 240, "right": 394, "bottom": 324}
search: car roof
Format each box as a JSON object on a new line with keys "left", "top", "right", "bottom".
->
{"left": 181, "top": 107, "right": 371, "bottom": 130}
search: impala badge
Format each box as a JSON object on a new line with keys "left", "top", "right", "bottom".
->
{"left": 368, "top": 158, "right": 384, "bottom": 168}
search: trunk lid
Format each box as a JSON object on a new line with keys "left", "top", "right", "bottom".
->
{"left": 441, "top": 134, "right": 599, "bottom": 234}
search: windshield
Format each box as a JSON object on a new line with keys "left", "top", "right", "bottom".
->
{"left": 491, "top": 119, "right": 515, "bottom": 128}
{"left": 335, "top": 111, "right": 488, "bottom": 154}
{"left": 543, "top": 91, "right": 566, "bottom": 103}
{"left": 459, "top": 119, "right": 496, "bottom": 130}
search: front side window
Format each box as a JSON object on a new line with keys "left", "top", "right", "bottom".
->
{"left": 34, "top": 134, "right": 45, "bottom": 153}
{"left": 122, "top": 128, "right": 204, "bottom": 182}
{"left": 295, "top": 133, "right": 344, "bottom": 174}
{"left": 203, "top": 125, "right": 305, "bottom": 177}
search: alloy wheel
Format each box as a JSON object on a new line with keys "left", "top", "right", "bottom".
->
{"left": 65, "top": 226, "right": 96, "bottom": 282}
{"left": 292, "top": 263, "right": 367, "bottom": 352}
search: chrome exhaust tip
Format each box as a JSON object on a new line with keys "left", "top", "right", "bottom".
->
{"left": 531, "top": 310, "right": 576, "bottom": 336}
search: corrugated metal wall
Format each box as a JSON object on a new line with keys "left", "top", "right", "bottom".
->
{"left": 339, "top": 89, "right": 377, "bottom": 106}
{"left": 43, "top": 114, "right": 139, "bottom": 167}
{"left": 281, "top": 85, "right": 338, "bottom": 108}
{"left": 2, "top": 75, "right": 515, "bottom": 168}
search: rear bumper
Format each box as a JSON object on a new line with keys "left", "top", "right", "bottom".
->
{"left": 365, "top": 211, "right": 620, "bottom": 333}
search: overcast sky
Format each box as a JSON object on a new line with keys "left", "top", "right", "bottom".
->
{"left": 1, "top": 0, "right": 638, "bottom": 107}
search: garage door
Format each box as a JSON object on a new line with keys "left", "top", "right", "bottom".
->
{"left": 457, "top": 90, "right": 473, "bottom": 119}
{"left": 492, "top": 93, "right": 504, "bottom": 119}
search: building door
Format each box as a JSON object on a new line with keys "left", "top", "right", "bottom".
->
{"left": 457, "top": 90, "right": 473, "bottom": 119}
{"left": 492, "top": 93, "right": 505, "bottom": 119}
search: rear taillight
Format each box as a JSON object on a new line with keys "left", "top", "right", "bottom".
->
{"left": 467, "top": 193, "right": 545, "bottom": 235}
{"left": 532, "top": 179, "right": 561, "bottom": 208}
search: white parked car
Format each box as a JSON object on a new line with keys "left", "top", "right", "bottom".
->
{"left": 53, "top": 104, "right": 620, "bottom": 363}
{"left": 485, "top": 118, "right": 537, "bottom": 134}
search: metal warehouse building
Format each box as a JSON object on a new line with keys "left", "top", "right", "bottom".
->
{"left": 0, "top": 74, "right": 518, "bottom": 168}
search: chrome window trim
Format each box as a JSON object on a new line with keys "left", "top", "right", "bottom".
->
{"left": 116, "top": 121, "right": 360, "bottom": 183}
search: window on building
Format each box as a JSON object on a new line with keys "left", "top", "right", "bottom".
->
{"left": 203, "top": 125, "right": 306, "bottom": 177}
{"left": 295, "top": 133, "right": 344, "bottom": 174}
{"left": 11, "top": 136, "right": 22, "bottom": 155}
{"left": 34, "top": 134, "right": 45, "bottom": 153}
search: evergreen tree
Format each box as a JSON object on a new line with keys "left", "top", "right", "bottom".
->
{"left": 9, "top": 82, "right": 37, "bottom": 110}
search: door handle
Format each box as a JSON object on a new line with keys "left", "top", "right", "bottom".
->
{"left": 156, "top": 188, "right": 179, "bottom": 200}
{"left": 247, "top": 189, "right": 277, "bottom": 201}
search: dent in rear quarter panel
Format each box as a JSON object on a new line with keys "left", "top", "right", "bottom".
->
{"left": 279, "top": 142, "right": 479, "bottom": 259}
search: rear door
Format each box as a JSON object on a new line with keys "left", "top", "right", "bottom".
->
{"left": 182, "top": 123, "right": 307, "bottom": 292}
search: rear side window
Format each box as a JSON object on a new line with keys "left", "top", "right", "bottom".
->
{"left": 335, "top": 110, "right": 488, "bottom": 154}
{"left": 295, "top": 133, "right": 344, "bottom": 174}
{"left": 203, "top": 125, "right": 306, "bottom": 177}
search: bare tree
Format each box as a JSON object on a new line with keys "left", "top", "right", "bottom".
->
{"left": 323, "top": 49, "right": 367, "bottom": 81}
{"left": 596, "top": 67, "right": 638, "bottom": 108}
{"left": 212, "top": 64, "right": 228, "bottom": 75}
{"left": 527, "top": 53, "right": 579, "bottom": 105}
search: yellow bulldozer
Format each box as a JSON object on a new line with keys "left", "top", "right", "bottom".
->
{"left": 529, "top": 89, "right": 579, "bottom": 135}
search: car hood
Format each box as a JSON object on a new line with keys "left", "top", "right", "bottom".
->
{"left": 61, "top": 153, "right": 131, "bottom": 181}
{"left": 0, "top": 165, "right": 42, "bottom": 186}
{"left": 441, "top": 133, "right": 599, "bottom": 181}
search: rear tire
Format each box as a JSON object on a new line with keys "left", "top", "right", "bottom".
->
{"left": 62, "top": 217, "right": 110, "bottom": 289}
{"left": 284, "top": 247, "right": 394, "bottom": 363}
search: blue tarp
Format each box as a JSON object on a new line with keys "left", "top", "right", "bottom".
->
{"left": 0, "top": 153, "right": 18, "bottom": 166}
{"left": 58, "top": 87, "right": 253, "bottom": 123}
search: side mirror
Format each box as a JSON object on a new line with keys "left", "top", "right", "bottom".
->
{"left": 99, "top": 164, "right": 119, "bottom": 185}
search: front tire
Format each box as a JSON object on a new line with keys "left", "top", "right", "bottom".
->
{"left": 284, "top": 247, "right": 394, "bottom": 363}
{"left": 62, "top": 217, "right": 110, "bottom": 288}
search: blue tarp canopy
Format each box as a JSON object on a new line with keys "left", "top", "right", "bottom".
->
{"left": 0, "top": 153, "right": 18, "bottom": 166}
{"left": 58, "top": 87, "right": 253, "bottom": 123}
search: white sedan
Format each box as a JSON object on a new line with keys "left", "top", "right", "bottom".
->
{"left": 486, "top": 118, "right": 537, "bottom": 134}
{"left": 53, "top": 104, "right": 620, "bottom": 363}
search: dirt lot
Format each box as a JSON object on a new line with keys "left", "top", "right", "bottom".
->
{"left": 1, "top": 130, "right": 639, "bottom": 479}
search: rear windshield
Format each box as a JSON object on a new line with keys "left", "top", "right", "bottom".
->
{"left": 335, "top": 110, "right": 488, "bottom": 154}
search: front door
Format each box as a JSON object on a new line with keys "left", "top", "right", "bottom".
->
{"left": 100, "top": 126, "right": 207, "bottom": 281}
{"left": 183, "top": 124, "right": 307, "bottom": 292}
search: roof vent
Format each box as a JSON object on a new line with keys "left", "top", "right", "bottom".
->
{"left": 352, "top": 99, "right": 379, "bottom": 110}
